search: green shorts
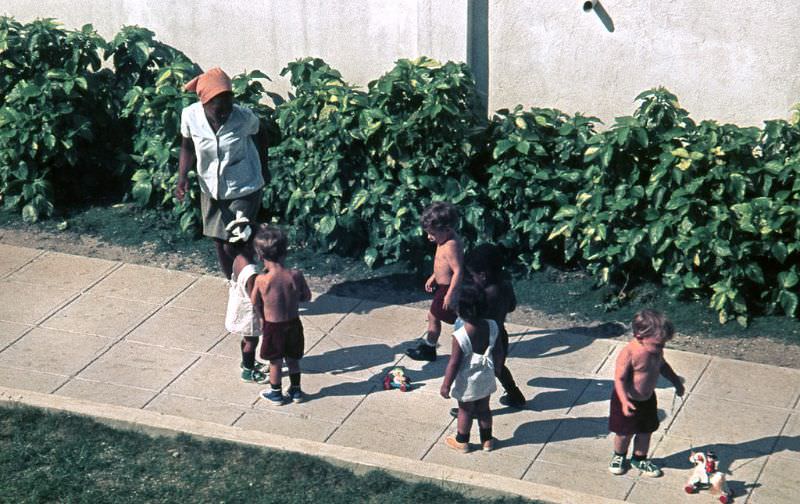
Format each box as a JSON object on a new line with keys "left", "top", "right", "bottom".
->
{"left": 200, "top": 189, "right": 263, "bottom": 241}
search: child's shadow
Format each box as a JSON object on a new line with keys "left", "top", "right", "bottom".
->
{"left": 509, "top": 322, "right": 625, "bottom": 361}
{"left": 299, "top": 292, "right": 364, "bottom": 317}
{"left": 301, "top": 378, "right": 380, "bottom": 400}
{"left": 325, "top": 273, "right": 429, "bottom": 307}
{"left": 303, "top": 342, "right": 403, "bottom": 376}
{"left": 524, "top": 376, "right": 678, "bottom": 415}
{"left": 501, "top": 416, "right": 609, "bottom": 449}
{"left": 526, "top": 376, "right": 608, "bottom": 412}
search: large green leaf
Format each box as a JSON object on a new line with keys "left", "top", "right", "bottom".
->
{"left": 131, "top": 181, "right": 152, "bottom": 206}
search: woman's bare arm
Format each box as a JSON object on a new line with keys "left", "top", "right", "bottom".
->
{"left": 176, "top": 136, "right": 196, "bottom": 201}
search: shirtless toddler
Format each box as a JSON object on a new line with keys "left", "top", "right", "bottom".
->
{"left": 406, "top": 202, "right": 464, "bottom": 362}
{"left": 609, "top": 309, "right": 685, "bottom": 477}
{"left": 250, "top": 225, "right": 312, "bottom": 405}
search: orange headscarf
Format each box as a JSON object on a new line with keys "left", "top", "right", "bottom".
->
{"left": 184, "top": 67, "right": 232, "bottom": 104}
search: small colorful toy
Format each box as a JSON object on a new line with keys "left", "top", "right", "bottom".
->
{"left": 685, "top": 451, "right": 732, "bottom": 503}
{"left": 383, "top": 366, "right": 412, "bottom": 392}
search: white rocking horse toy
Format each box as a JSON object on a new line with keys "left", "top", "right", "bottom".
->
{"left": 684, "top": 451, "right": 732, "bottom": 503}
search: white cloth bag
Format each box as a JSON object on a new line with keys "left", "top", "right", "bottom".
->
{"left": 225, "top": 263, "right": 259, "bottom": 336}
{"left": 449, "top": 319, "right": 499, "bottom": 402}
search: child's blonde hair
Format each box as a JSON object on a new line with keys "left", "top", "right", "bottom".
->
{"left": 632, "top": 309, "right": 674, "bottom": 341}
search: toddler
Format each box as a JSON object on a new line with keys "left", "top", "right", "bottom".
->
{"left": 406, "top": 201, "right": 464, "bottom": 362}
{"left": 440, "top": 284, "right": 500, "bottom": 452}
{"left": 609, "top": 309, "right": 685, "bottom": 477}
{"left": 224, "top": 217, "right": 266, "bottom": 383}
{"left": 451, "top": 244, "right": 525, "bottom": 414}
{"left": 250, "top": 226, "right": 312, "bottom": 405}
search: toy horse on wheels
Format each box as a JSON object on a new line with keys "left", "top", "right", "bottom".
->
{"left": 685, "top": 451, "right": 732, "bottom": 503}
{"left": 383, "top": 366, "right": 412, "bottom": 392}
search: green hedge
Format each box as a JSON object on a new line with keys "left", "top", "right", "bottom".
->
{"left": 2, "top": 17, "right": 800, "bottom": 326}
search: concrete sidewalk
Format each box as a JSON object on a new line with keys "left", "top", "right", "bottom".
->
{"left": 0, "top": 244, "right": 798, "bottom": 503}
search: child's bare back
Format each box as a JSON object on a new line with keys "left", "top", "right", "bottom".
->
{"left": 251, "top": 265, "right": 311, "bottom": 323}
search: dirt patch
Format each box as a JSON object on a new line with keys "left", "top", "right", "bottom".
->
{"left": 2, "top": 223, "right": 799, "bottom": 370}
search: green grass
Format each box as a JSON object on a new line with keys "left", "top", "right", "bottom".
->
{"left": 3, "top": 204, "right": 800, "bottom": 343}
{"left": 0, "top": 404, "right": 534, "bottom": 503}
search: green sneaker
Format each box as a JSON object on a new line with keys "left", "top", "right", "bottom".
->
{"left": 241, "top": 368, "right": 268, "bottom": 383}
{"left": 241, "top": 361, "right": 267, "bottom": 373}
{"left": 608, "top": 453, "right": 626, "bottom": 475}
{"left": 630, "top": 458, "right": 662, "bottom": 477}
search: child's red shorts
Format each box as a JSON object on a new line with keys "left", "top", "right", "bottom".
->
{"left": 260, "top": 318, "right": 304, "bottom": 361}
{"left": 608, "top": 389, "right": 659, "bottom": 435}
{"left": 430, "top": 283, "right": 457, "bottom": 325}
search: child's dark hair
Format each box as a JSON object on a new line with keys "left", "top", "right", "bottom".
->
{"left": 253, "top": 224, "right": 288, "bottom": 262}
{"left": 421, "top": 201, "right": 458, "bottom": 232}
{"left": 466, "top": 243, "right": 504, "bottom": 280}
{"left": 632, "top": 309, "right": 674, "bottom": 341}
{"left": 457, "top": 283, "right": 487, "bottom": 322}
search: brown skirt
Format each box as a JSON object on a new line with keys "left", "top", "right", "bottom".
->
{"left": 200, "top": 189, "right": 262, "bottom": 241}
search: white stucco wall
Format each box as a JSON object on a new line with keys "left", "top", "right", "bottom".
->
{"left": 3, "top": 0, "right": 798, "bottom": 125}
{"left": 489, "top": 0, "right": 800, "bottom": 126}
{"left": 1, "top": 0, "right": 468, "bottom": 98}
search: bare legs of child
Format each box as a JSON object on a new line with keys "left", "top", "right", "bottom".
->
{"left": 445, "top": 397, "right": 494, "bottom": 452}
{"left": 262, "top": 358, "right": 303, "bottom": 405}
{"left": 497, "top": 328, "right": 526, "bottom": 408}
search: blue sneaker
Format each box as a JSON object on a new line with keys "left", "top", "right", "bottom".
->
{"left": 287, "top": 386, "right": 303, "bottom": 403}
{"left": 260, "top": 388, "right": 286, "bottom": 406}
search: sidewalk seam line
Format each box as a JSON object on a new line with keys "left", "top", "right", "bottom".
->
{"left": 743, "top": 411, "right": 793, "bottom": 504}
{"left": 141, "top": 355, "right": 202, "bottom": 410}
{"left": 0, "top": 325, "right": 37, "bottom": 354}
{"left": 328, "top": 297, "right": 366, "bottom": 334}
{"left": 663, "top": 356, "right": 713, "bottom": 434}
{"left": 564, "top": 379, "right": 593, "bottom": 416}
{"left": 33, "top": 261, "right": 125, "bottom": 328}
{"left": 0, "top": 248, "right": 45, "bottom": 280}
{"left": 50, "top": 275, "right": 200, "bottom": 395}
{"left": 520, "top": 417, "right": 565, "bottom": 480}
{"left": 593, "top": 342, "right": 618, "bottom": 375}
{"left": 420, "top": 414, "right": 457, "bottom": 461}
{"left": 230, "top": 410, "right": 247, "bottom": 427}
{"left": 322, "top": 382, "right": 376, "bottom": 444}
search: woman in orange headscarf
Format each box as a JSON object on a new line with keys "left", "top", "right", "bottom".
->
{"left": 176, "top": 67, "right": 269, "bottom": 278}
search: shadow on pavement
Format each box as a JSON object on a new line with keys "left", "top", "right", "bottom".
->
{"left": 653, "top": 436, "right": 800, "bottom": 498}
{"left": 508, "top": 322, "right": 625, "bottom": 361}
{"left": 303, "top": 379, "right": 379, "bottom": 400}
{"left": 502, "top": 416, "right": 608, "bottom": 449}
{"left": 325, "top": 273, "right": 429, "bottom": 307}
{"left": 303, "top": 342, "right": 402, "bottom": 376}
{"left": 525, "top": 376, "right": 601, "bottom": 411}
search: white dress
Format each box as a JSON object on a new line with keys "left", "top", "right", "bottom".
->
{"left": 225, "top": 263, "right": 259, "bottom": 337}
{"left": 449, "top": 319, "right": 499, "bottom": 402}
